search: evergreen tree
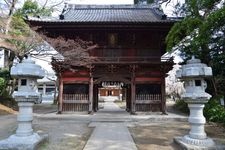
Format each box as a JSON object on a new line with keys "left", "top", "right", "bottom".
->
{"left": 0, "top": 0, "right": 55, "bottom": 96}
{"left": 166, "top": 0, "right": 225, "bottom": 98}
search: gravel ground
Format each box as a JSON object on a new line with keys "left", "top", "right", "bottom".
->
{"left": 0, "top": 115, "right": 17, "bottom": 139}
{"left": 0, "top": 115, "right": 93, "bottom": 150}
{"left": 129, "top": 122, "right": 187, "bottom": 150}
{"left": 35, "top": 120, "right": 93, "bottom": 150}
{"left": 33, "top": 104, "right": 58, "bottom": 114}
{"left": 0, "top": 104, "right": 93, "bottom": 150}
{"left": 129, "top": 122, "right": 225, "bottom": 150}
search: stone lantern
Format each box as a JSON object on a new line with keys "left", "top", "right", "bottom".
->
{"left": 0, "top": 57, "right": 46, "bottom": 150}
{"left": 174, "top": 56, "right": 215, "bottom": 149}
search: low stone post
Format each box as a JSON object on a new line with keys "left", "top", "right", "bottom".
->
{"left": 174, "top": 56, "right": 215, "bottom": 149}
{"left": 0, "top": 57, "right": 47, "bottom": 150}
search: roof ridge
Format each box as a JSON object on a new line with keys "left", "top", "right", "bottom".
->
{"left": 64, "top": 3, "right": 157, "bottom": 9}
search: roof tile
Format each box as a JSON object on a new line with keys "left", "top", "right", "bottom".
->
{"left": 27, "top": 4, "right": 174, "bottom": 23}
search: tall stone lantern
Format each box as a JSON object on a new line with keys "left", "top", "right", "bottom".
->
{"left": 174, "top": 56, "right": 215, "bottom": 149}
{"left": 0, "top": 57, "right": 46, "bottom": 150}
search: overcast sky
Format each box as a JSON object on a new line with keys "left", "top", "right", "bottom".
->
{"left": 0, "top": 0, "right": 179, "bottom": 17}
{"left": 62, "top": 0, "right": 180, "bottom": 17}
{"left": 67, "top": 0, "right": 133, "bottom": 4}
{"left": 65, "top": 0, "right": 178, "bottom": 16}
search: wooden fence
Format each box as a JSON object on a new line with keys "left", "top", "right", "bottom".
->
{"left": 135, "top": 94, "right": 162, "bottom": 112}
{"left": 62, "top": 94, "right": 89, "bottom": 112}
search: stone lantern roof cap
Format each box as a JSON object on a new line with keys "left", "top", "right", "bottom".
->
{"left": 187, "top": 56, "right": 201, "bottom": 64}
{"left": 176, "top": 56, "right": 212, "bottom": 78}
{"left": 10, "top": 57, "right": 45, "bottom": 79}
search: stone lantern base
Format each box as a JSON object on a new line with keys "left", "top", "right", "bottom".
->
{"left": 174, "top": 136, "right": 225, "bottom": 150}
{"left": 0, "top": 133, "right": 48, "bottom": 150}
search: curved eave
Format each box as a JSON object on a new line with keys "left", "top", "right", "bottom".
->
{"left": 26, "top": 19, "right": 175, "bottom": 24}
{"left": 26, "top": 19, "right": 175, "bottom": 30}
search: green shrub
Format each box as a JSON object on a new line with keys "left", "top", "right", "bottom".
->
{"left": 204, "top": 99, "right": 225, "bottom": 125}
{"left": 0, "top": 78, "right": 5, "bottom": 93}
{"left": 0, "top": 69, "right": 10, "bottom": 96}
{"left": 0, "top": 96, "right": 18, "bottom": 110}
{"left": 174, "top": 100, "right": 189, "bottom": 114}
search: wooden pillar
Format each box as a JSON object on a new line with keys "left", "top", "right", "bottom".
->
{"left": 89, "top": 76, "right": 93, "bottom": 113}
{"left": 126, "top": 86, "right": 131, "bottom": 112}
{"left": 131, "top": 66, "right": 136, "bottom": 114}
{"left": 161, "top": 67, "right": 167, "bottom": 114}
{"left": 124, "top": 88, "right": 127, "bottom": 102}
{"left": 93, "top": 85, "right": 96, "bottom": 112}
{"left": 58, "top": 76, "right": 63, "bottom": 114}
{"left": 96, "top": 86, "right": 99, "bottom": 111}
{"left": 131, "top": 78, "right": 136, "bottom": 113}
{"left": 118, "top": 86, "right": 121, "bottom": 101}
{"left": 93, "top": 84, "right": 98, "bottom": 112}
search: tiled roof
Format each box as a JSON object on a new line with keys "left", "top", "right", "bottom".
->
{"left": 27, "top": 4, "right": 173, "bottom": 23}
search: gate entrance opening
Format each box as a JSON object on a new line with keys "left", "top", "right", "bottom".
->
{"left": 94, "top": 81, "right": 128, "bottom": 112}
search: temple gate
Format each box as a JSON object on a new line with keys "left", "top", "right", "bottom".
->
{"left": 27, "top": 4, "right": 174, "bottom": 114}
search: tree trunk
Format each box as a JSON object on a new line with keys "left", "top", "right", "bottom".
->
{"left": 223, "top": 94, "right": 225, "bottom": 108}
{"left": 211, "top": 77, "right": 218, "bottom": 97}
{"left": 53, "top": 81, "right": 58, "bottom": 104}
{"left": 3, "top": 0, "right": 17, "bottom": 69}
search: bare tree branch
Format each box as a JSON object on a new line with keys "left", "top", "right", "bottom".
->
{"left": 41, "top": 0, "right": 49, "bottom": 10}
{"left": 47, "top": 0, "right": 64, "bottom": 10}
{"left": 158, "top": 0, "right": 172, "bottom": 6}
{"left": 8, "top": 0, "right": 17, "bottom": 16}
{"left": 3, "top": 0, "right": 10, "bottom": 7}
{"left": 40, "top": 35, "right": 98, "bottom": 72}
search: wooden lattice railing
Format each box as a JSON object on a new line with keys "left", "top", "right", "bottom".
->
{"left": 135, "top": 94, "right": 161, "bottom": 103}
{"left": 62, "top": 94, "right": 89, "bottom": 112}
{"left": 135, "top": 94, "right": 162, "bottom": 112}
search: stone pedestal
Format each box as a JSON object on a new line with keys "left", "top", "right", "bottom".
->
{"left": 16, "top": 102, "right": 34, "bottom": 136}
{"left": 187, "top": 104, "right": 207, "bottom": 140}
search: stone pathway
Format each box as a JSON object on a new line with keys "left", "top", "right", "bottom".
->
{"left": 83, "top": 98, "right": 137, "bottom": 150}
{"left": 84, "top": 123, "right": 137, "bottom": 150}
{"left": 98, "top": 96, "right": 127, "bottom": 113}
